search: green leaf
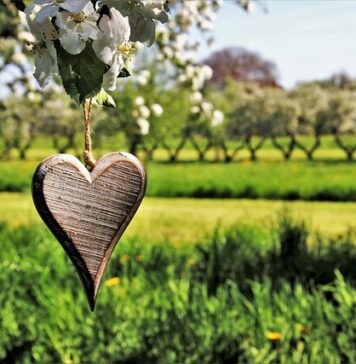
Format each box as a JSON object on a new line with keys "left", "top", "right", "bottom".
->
{"left": 95, "top": 89, "right": 116, "bottom": 108}
{"left": 55, "top": 41, "right": 108, "bottom": 104}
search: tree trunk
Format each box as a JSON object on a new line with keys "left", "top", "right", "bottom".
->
{"left": 129, "top": 141, "right": 139, "bottom": 156}
{"left": 189, "top": 135, "right": 212, "bottom": 162}
{"left": 142, "top": 143, "right": 157, "bottom": 162}
{"left": 53, "top": 137, "right": 68, "bottom": 154}
{"left": 246, "top": 136, "right": 265, "bottom": 161}
{"left": 249, "top": 148, "right": 257, "bottom": 161}
{"left": 284, "top": 151, "right": 292, "bottom": 160}
{"left": 334, "top": 134, "right": 355, "bottom": 161}
{"left": 169, "top": 154, "right": 177, "bottom": 162}
{"left": 295, "top": 134, "right": 320, "bottom": 161}
{"left": 19, "top": 148, "right": 26, "bottom": 160}
{"left": 271, "top": 135, "right": 296, "bottom": 161}
{"left": 162, "top": 136, "right": 187, "bottom": 163}
{"left": 0, "top": 145, "right": 12, "bottom": 160}
{"left": 220, "top": 140, "right": 245, "bottom": 163}
{"left": 67, "top": 132, "right": 76, "bottom": 150}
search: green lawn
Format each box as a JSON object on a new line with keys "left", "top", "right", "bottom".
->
{"left": 1, "top": 193, "right": 355, "bottom": 241}
{"left": 1, "top": 157, "right": 355, "bottom": 201}
{"left": 1, "top": 136, "right": 355, "bottom": 362}
{"left": 25, "top": 134, "right": 352, "bottom": 160}
{"left": 1, "top": 220, "right": 355, "bottom": 363}
{"left": 147, "top": 160, "right": 356, "bottom": 201}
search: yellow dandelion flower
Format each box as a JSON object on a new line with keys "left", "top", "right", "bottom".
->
{"left": 266, "top": 331, "right": 282, "bottom": 341}
{"left": 120, "top": 255, "right": 129, "bottom": 264}
{"left": 105, "top": 277, "right": 120, "bottom": 287}
{"left": 187, "top": 257, "right": 197, "bottom": 265}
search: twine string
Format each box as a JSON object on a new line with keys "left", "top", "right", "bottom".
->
{"left": 83, "top": 99, "right": 97, "bottom": 171}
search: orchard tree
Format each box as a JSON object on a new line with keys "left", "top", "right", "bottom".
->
{"left": 1, "top": 95, "right": 38, "bottom": 159}
{"left": 208, "top": 81, "right": 256, "bottom": 162}
{"left": 315, "top": 71, "right": 356, "bottom": 91}
{"left": 0, "top": 104, "right": 16, "bottom": 159}
{"left": 203, "top": 46, "right": 280, "bottom": 89}
{"left": 230, "top": 87, "right": 274, "bottom": 161}
{"left": 318, "top": 90, "right": 356, "bottom": 160}
{"left": 269, "top": 91, "right": 300, "bottom": 160}
{"left": 188, "top": 95, "right": 225, "bottom": 162}
{"left": 291, "top": 84, "right": 329, "bottom": 160}
{"left": 0, "top": 1, "right": 36, "bottom": 97}
{"left": 159, "top": 88, "right": 192, "bottom": 162}
{"left": 38, "top": 92, "right": 83, "bottom": 154}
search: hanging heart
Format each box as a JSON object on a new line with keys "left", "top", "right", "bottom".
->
{"left": 32, "top": 152, "right": 146, "bottom": 310}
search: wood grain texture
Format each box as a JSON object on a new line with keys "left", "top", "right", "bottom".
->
{"left": 32, "top": 152, "right": 146, "bottom": 310}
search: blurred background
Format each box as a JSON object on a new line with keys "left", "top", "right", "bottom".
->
{"left": 0, "top": 1, "right": 355, "bottom": 363}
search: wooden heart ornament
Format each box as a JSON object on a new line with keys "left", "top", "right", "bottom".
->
{"left": 32, "top": 152, "right": 146, "bottom": 310}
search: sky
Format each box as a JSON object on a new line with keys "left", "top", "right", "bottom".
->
{"left": 198, "top": 0, "right": 356, "bottom": 88}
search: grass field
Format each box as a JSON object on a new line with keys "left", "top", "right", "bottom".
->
{"left": 1, "top": 193, "right": 355, "bottom": 241}
{"left": 24, "top": 134, "right": 353, "bottom": 160}
{"left": 1, "top": 221, "right": 355, "bottom": 363}
{"left": 1, "top": 157, "right": 355, "bottom": 201}
{"left": 1, "top": 136, "right": 355, "bottom": 362}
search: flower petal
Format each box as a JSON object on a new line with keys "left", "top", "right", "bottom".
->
{"left": 35, "top": 4, "right": 59, "bottom": 23}
{"left": 34, "top": 44, "right": 57, "bottom": 87}
{"left": 77, "top": 19, "right": 100, "bottom": 40}
{"left": 60, "top": 0, "right": 91, "bottom": 13}
{"left": 99, "top": 8, "right": 130, "bottom": 45}
{"left": 59, "top": 31, "right": 85, "bottom": 55}
{"left": 103, "top": 53, "right": 124, "bottom": 90}
{"left": 92, "top": 36, "right": 115, "bottom": 64}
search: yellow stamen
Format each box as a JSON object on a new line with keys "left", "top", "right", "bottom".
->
{"left": 70, "top": 12, "right": 86, "bottom": 23}
{"left": 118, "top": 42, "right": 134, "bottom": 59}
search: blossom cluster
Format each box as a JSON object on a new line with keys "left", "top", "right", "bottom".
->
{"left": 133, "top": 96, "right": 164, "bottom": 135}
{"left": 190, "top": 92, "right": 224, "bottom": 128}
{"left": 24, "top": 0, "right": 170, "bottom": 95}
{"left": 155, "top": 0, "right": 236, "bottom": 130}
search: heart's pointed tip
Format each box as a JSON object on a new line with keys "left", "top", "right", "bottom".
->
{"left": 88, "top": 296, "right": 96, "bottom": 312}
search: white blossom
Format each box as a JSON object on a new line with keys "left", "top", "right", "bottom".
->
{"left": 191, "top": 106, "right": 200, "bottom": 114}
{"left": 55, "top": 2, "right": 100, "bottom": 55}
{"left": 99, "top": 0, "right": 168, "bottom": 45}
{"left": 151, "top": 103, "right": 163, "bottom": 117}
{"left": 92, "top": 8, "right": 131, "bottom": 90}
{"left": 139, "top": 105, "right": 151, "bottom": 119}
{"left": 25, "top": 4, "right": 59, "bottom": 87}
{"left": 190, "top": 92, "right": 203, "bottom": 104}
{"left": 134, "top": 96, "right": 145, "bottom": 106}
{"left": 211, "top": 110, "right": 225, "bottom": 127}
{"left": 34, "top": 0, "right": 91, "bottom": 24}
{"left": 137, "top": 118, "right": 150, "bottom": 135}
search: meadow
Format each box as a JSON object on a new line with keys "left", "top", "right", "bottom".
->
{"left": 1, "top": 138, "right": 356, "bottom": 201}
{"left": 1, "top": 193, "right": 356, "bottom": 240}
{"left": 0, "top": 139, "right": 355, "bottom": 363}
{"left": 0, "top": 219, "right": 355, "bottom": 363}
